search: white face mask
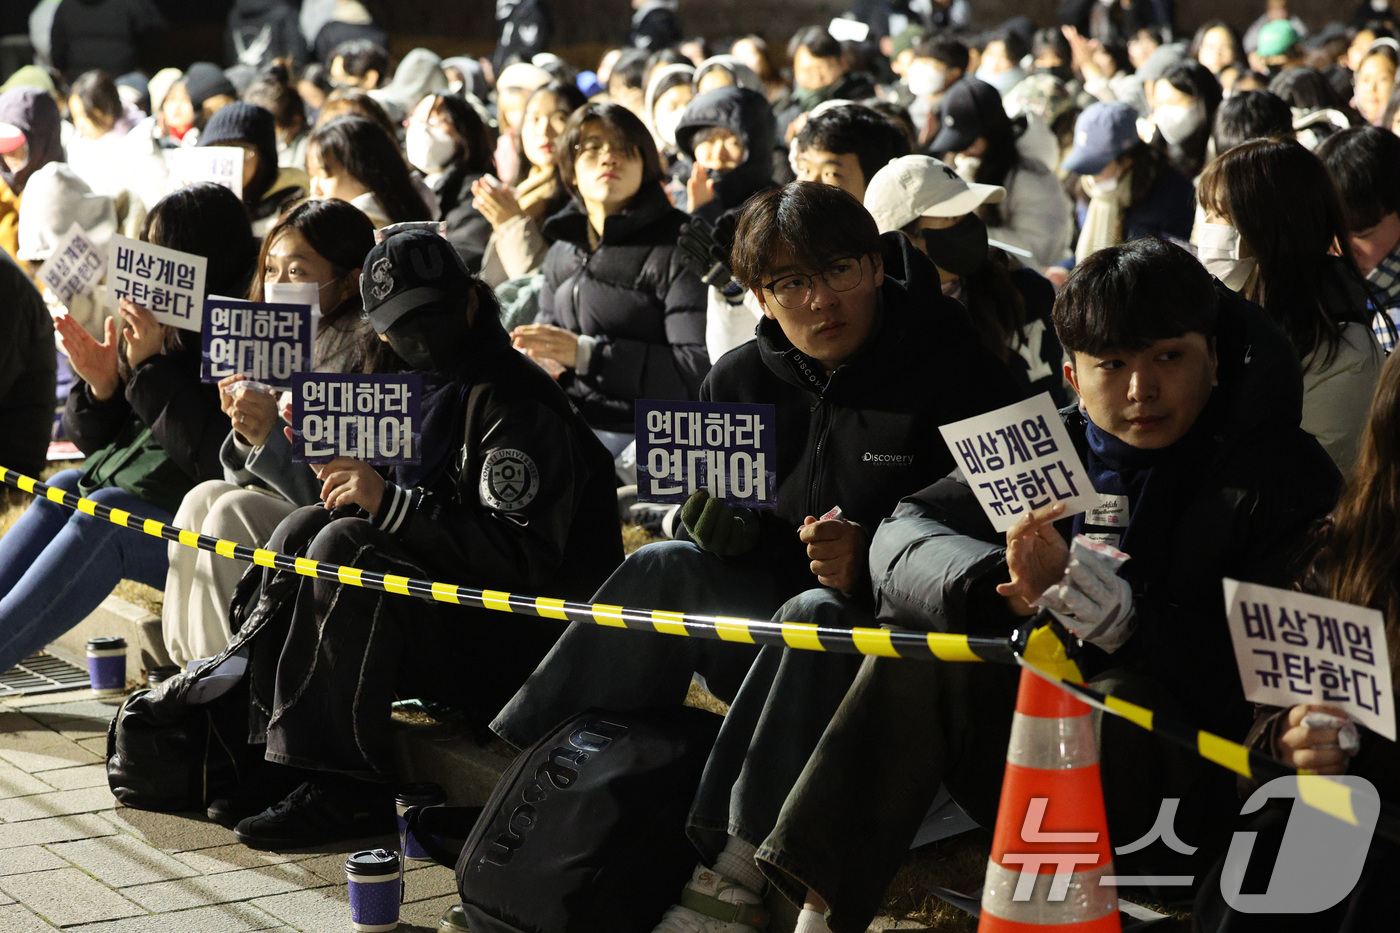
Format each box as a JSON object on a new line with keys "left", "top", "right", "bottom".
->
{"left": 906, "top": 63, "right": 945, "bottom": 98}
{"left": 953, "top": 154, "right": 981, "bottom": 182}
{"left": 654, "top": 108, "right": 684, "bottom": 148}
{"left": 1154, "top": 101, "right": 1205, "bottom": 146}
{"left": 406, "top": 123, "right": 456, "bottom": 174}
{"left": 1196, "top": 221, "right": 1256, "bottom": 291}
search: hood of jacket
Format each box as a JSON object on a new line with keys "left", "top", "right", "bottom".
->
{"left": 15, "top": 162, "right": 117, "bottom": 262}
{"left": 541, "top": 180, "right": 681, "bottom": 249}
{"left": 441, "top": 56, "right": 489, "bottom": 101}
{"left": 693, "top": 55, "right": 765, "bottom": 95}
{"left": 369, "top": 48, "right": 448, "bottom": 123}
{"left": 0, "top": 86, "right": 61, "bottom": 195}
{"left": 674, "top": 86, "right": 776, "bottom": 212}
{"left": 632, "top": 0, "right": 678, "bottom": 25}
{"left": 644, "top": 62, "right": 695, "bottom": 147}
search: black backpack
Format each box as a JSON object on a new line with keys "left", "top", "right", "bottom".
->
{"left": 406, "top": 706, "right": 721, "bottom": 933}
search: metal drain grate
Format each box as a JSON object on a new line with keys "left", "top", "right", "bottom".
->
{"left": 0, "top": 652, "right": 91, "bottom": 697}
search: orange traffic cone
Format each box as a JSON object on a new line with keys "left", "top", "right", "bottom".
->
{"left": 978, "top": 666, "right": 1120, "bottom": 932}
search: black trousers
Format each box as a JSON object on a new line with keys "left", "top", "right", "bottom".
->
{"left": 243, "top": 506, "right": 564, "bottom": 780}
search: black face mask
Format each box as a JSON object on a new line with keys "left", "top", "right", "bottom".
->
{"left": 384, "top": 307, "right": 473, "bottom": 371}
{"left": 920, "top": 214, "right": 989, "bottom": 277}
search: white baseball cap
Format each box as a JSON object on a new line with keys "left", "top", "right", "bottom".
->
{"left": 863, "top": 154, "right": 1006, "bottom": 233}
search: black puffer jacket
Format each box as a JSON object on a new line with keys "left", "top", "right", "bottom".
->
{"left": 0, "top": 251, "right": 55, "bottom": 479}
{"left": 370, "top": 313, "right": 623, "bottom": 599}
{"left": 538, "top": 182, "right": 709, "bottom": 432}
{"left": 50, "top": 0, "right": 167, "bottom": 81}
{"left": 699, "top": 233, "right": 1023, "bottom": 596}
{"left": 431, "top": 166, "right": 493, "bottom": 275}
{"left": 225, "top": 0, "right": 307, "bottom": 70}
{"left": 674, "top": 86, "right": 777, "bottom": 224}
{"left": 868, "top": 287, "right": 1343, "bottom": 740}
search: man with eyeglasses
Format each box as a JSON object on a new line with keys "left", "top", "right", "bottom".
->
{"left": 492, "top": 182, "right": 1021, "bottom": 855}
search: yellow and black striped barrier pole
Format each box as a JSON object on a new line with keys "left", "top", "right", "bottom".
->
{"left": 0, "top": 467, "right": 1013, "bottom": 665}
{"left": 4, "top": 465, "right": 1389, "bottom": 836}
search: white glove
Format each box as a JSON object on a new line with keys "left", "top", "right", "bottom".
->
{"left": 1301, "top": 711, "right": 1361, "bottom": 755}
{"left": 1036, "top": 536, "right": 1136, "bottom": 653}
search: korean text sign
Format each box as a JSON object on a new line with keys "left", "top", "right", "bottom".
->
{"left": 105, "top": 235, "right": 208, "bottom": 331}
{"left": 36, "top": 223, "right": 105, "bottom": 306}
{"left": 291, "top": 373, "right": 422, "bottom": 466}
{"left": 201, "top": 298, "right": 312, "bottom": 386}
{"left": 1224, "top": 578, "right": 1395, "bottom": 740}
{"left": 636, "top": 401, "right": 778, "bottom": 508}
{"left": 166, "top": 146, "right": 245, "bottom": 200}
{"left": 938, "top": 392, "right": 1099, "bottom": 532}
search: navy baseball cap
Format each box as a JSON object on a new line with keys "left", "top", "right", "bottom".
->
{"left": 361, "top": 229, "right": 473, "bottom": 334}
{"left": 1061, "top": 102, "right": 1141, "bottom": 177}
{"left": 929, "top": 78, "right": 1011, "bottom": 156}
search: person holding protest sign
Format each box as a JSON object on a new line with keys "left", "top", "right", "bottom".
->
{"left": 162, "top": 199, "right": 379, "bottom": 670}
{"left": 215, "top": 229, "right": 621, "bottom": 850}
{"left": 198, "top": 101, "right": 310, "bottom": 237}
{"left": 731, "top": 238, "right": 1344, "bottom": 933}
{"left": 493, "top": 182, "right": 1022, "bottom": 803}
{"left": 0, "top": 182, "right": 255, "bottom": 677}
{"left": 1193, "top": 349, "right": 1400, "bottom": 932}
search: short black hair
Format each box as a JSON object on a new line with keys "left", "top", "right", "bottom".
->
{"left": 70, "top": 69, "right": 122, "bottom": 125}
{"left": 555, "top": 101, "right": 665, "bottom": 205}
{"left": 331, "top": 39, "right": 389, "bottom": 80}
{"left": 1212, "top": 90, "right": 1293, "bottom": 155}
{"left": 1318, "top": 126, "right": 1400, "bottom": 232}
{"left": 794, "top": 104, "right": 911, "bottom": 192}
{"left": 731, "top": 181, "right": 881, "bottom": 290}
{"left": 1054, "top": 237, "right": 1218, "bottom": 357}
{"left": 912, "top": 36, "right": 970, "bottom": 73}
{"left": 609, "top": 48, "right": 650, "bottom": 90}
{"left": 788, "top": 25, "right": 842, "bottom": 62}
{"left": 991, "top": 27, "right": 1031, "bottom": 64}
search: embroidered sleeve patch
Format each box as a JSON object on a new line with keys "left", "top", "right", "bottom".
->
{"left": 479, "top": 448, "right": 540, "bottom": 512}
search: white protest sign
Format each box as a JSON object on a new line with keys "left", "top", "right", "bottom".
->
{"left": 1224, "top": 578, "right": 1395, "bottom": 740}
{"left": 166, "top": 146, "right": 245, "bottom": 201}
{"left": 104, "top": 234, "right": 209, "bottom": 331}
{"left": 938, "top": 392, "right": 1099, "bottom": 532}
{"left": 827, "top": 17, "right": 870, "bottom": 42}
{"left": 36, "top": 223, "right": 105, "bottom": 306}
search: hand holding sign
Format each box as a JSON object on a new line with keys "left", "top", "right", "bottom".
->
{"left": 219, "top": 373, "right": 279, "bottom": 447}
{"left": 1278, "top": 705, "right": 1356, "bottom": 775}
{"left": 315, "top": 458, "right": 386, "bottom": 513}
{"left": 995, "top": 501, "right": 1069, "bottom": 616}
{"left": 118, "top": 298, "right": 164, "bottom": 368}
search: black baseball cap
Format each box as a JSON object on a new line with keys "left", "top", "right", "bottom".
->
{"left": 929, "top": 78, "right": 1012, "bottom": 156}
{"left": 360, "top": 229, "right": 473, "bottom": 334}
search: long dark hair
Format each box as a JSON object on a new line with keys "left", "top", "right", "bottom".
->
{"left": 1310, "top": 349, "right": 1400, "bottom": 687}
{"left": 422, "top": 93, "right": 496, "bottom": 175}
{"left": 308, "top": 115, "right": 433, "bottom": 224}
{"left": 516, "top": 79, "right": 588, "bottom": 186}
{"left": 1197, "top": 138, "right": 1367, "bottom": 368}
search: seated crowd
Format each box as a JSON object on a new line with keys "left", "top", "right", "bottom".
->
{"left": 4, "top": 1, "right": 1400, "bottom": 930}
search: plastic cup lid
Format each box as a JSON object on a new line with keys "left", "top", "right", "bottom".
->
{"left": 345, "top": 848, "right": 399, "bottom": 876}
{"left": 86, "top": 636, "right": 127, "bottom": 649}
{"left": 395, "top": 783, "right": 446, "bottom": 807}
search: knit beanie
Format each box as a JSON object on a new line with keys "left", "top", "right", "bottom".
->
{"left": 200, "top": 102, "right": 278, "bottom": 198}
{"left": 183, "top": 62, "right": 237, "bottom": 109}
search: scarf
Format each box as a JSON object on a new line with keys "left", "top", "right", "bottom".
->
{"left": 1075, "top": 168, "right": 1133, "bottom": 265}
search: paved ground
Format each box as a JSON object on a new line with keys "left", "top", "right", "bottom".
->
{"left": 0, "top": 689, "right": 460, "bottom": 932}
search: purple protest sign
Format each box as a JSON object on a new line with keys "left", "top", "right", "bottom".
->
{"left": 201, "top": 298, "right": 312, "bottom": 386}
{"left": 636, "top": 400, "right": 778, "bottom": 509}
{"left": 292, "top": 373, "right": 423, "bottom": 465}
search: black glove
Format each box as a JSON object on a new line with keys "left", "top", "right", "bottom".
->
{"left": 678, "top": 218, "right": 745, "bottom": 300}
{"left": 680, "top": 488, "right": 761, "bottom": 558}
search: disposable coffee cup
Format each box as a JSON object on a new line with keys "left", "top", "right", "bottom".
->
{"left": 146, "top": 665, "right": 180, "bottom": 687}
{"left": 395, "top": 783, "right": 447, "bottom": 860}
{"left": 85, "top": 637, "right": 127, "bottom": 695}
{"left": 344, "top": 848, "right": 401, "bottom": 932}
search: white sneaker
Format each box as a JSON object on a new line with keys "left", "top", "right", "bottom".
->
{"left": 651, "top": 865, "right": 770, "bottom": 933}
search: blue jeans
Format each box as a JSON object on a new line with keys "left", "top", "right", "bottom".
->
{"left": 0, "top": 469, "right": 172, "bottom": 673}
